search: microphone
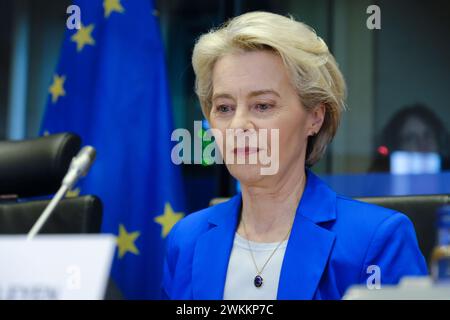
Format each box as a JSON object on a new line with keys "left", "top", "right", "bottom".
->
{"left": 27, "top": 146, "right": 97, "bottom": 240}
{"left": 62, "top": 146, "right": 96, "bottom": 190}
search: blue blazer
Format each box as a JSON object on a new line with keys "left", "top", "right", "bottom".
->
{"left": 162, "top": 170, "right": 428, "bottom": 299}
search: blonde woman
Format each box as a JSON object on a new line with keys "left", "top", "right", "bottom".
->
{"left": 162, "top": 11, "right": 427, "bottom": 300}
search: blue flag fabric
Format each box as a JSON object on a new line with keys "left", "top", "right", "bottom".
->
{"left": 41, "top": 0, "right": 185, "bottom": 299}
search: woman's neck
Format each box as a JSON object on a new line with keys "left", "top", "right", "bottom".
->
{"left": 238, "top": 162, "right": 307, "bottom": 242}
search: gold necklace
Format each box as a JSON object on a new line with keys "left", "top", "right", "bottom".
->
{"left": 240, "top": 173, "right": 305, "bottom": 288}
{"left": 241, "top": 215, "right": 293, "bottom": 288}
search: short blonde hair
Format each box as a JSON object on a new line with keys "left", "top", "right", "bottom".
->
{"left": 192, "top": 11, "right": 346, "bottom": 166}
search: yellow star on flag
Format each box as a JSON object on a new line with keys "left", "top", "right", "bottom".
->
{"left": 71, "top": 23, "right": 95, "bottom": 52}
{"left": 48, "top": 74, "right": 66, "bottom": 103}
{"left": 65, "top": 188, "right": 80, "bottom": 198}
{"left": 154, "top": 203, "right": 184, "bottom": 238}
{"left": 117, "top": 224, "right": 140, "bottom": 259}
{"left": 104, "top": 0, "right": 125, "bottom": 18}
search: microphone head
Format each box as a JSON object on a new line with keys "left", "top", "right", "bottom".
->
{"left": 80, "top": 145, "right": 96, "bottom": 163}
{"left": 61, "top": 146, "right": 96, "bottom": 189}
{"left": 70, "top": 145, "right": 97, "bottom": 177}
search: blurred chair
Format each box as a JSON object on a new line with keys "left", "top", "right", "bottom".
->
{"left": 0, "top": 133, "right": 122, "bottom": 299}
{"left": 210, "top": 194, "right": 450, "bottom": 266}
{"left": 0, "top": 196, "right": 102, "bottom": 234}
{"left": 0, "top": 133, "right": 103, "bottom": 234}
{"left": 0, "top": 132, "right": 82, "bottom": 198}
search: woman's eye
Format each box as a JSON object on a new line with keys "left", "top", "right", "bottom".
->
{"left": 254, "top": 103, "right": 273, "bottom": 112}
{"left": 216, "top": 105, "right": 232, "bottom": 113}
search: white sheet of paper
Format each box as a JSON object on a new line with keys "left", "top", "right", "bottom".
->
{"left": 0, "top": 234, "right": 116, "bottom": 300}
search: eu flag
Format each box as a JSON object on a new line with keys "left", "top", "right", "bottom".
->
{"left": 41, "top": 0, "right": 185, "bottom": 299}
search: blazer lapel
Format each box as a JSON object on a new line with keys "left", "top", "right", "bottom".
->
{"left": 277, "top": 214, "right": 336, "bottom": 299}
{"left": 192, "top": 169, "right": 337, "bottom": 300}
{"left": 192, "top": 194, "right": 241, "bottom": 299}
{"left": 277, "top": 170, "right": 337, "bottom": 299}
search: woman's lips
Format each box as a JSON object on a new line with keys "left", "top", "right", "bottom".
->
{"left": 233, "top": 147, "right": 260, "bottom": 156}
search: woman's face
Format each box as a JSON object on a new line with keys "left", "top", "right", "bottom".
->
{"left": 399, "top": 116, "right": 438, "bottom": 153}
{"left": 209, "top": 50, "right": 324, "bottom": 185}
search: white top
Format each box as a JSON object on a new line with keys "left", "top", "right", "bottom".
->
{"left": 223, "top": 232, "right": 288, "bottom": 300}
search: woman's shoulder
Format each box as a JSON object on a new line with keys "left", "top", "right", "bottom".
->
{"left": 167, "top": 197, "right": 236, "bottom": 246}
{"left": 334, "top": 194, "right": 410, "bottom": 227}
{"left": 168, "top": 207, "right": 212, "bottom": 243}
{"left": 336, "top": 195, "right": 398, "bottom": 219}
{"left": 333, "top": 194, "right": 417, "bottom": 243}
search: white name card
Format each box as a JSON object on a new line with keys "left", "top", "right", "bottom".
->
{"left": 343, "top": 276, "right": 450, "bottom": 300}
{"left": 0, "top": 234, "right": 116, "bottom": 300}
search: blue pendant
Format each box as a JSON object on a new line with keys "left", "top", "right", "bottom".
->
{"left": 254, "top": 275, "right": 263, "bottom": 288}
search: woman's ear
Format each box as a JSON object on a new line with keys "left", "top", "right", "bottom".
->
{"left": 308, "top": 103, "right": 326, "bottom": 136}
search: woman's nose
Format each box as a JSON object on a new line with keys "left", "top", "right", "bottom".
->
{"left": 228, "top": 108, "right": 254, "bottom": 132}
